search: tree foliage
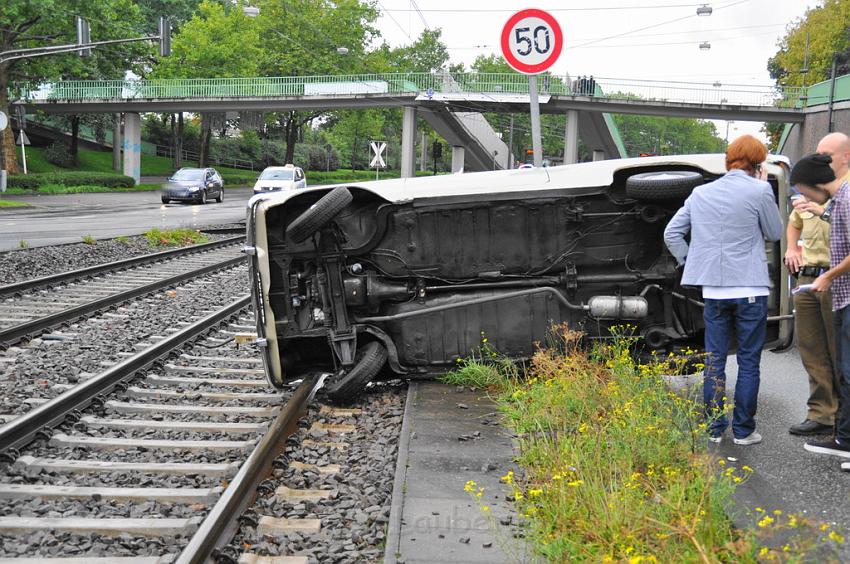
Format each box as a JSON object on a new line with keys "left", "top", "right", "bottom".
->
{"left": 768, "top": 0, "right": 850, "bottom": 88}
{"left": 611, "top": 114, "right": 725, "bottom": 157}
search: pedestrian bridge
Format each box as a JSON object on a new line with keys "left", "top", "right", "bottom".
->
{"left": 11, "top": 72, "right": 808, "bottom": 181}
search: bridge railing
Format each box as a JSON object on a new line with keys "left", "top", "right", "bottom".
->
{"left": 12, "top": 72, "right": 805, "bottom": 109}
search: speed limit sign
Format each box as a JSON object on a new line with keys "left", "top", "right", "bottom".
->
{"left": 501, "top": 9, "right": 563, "bottom": 75}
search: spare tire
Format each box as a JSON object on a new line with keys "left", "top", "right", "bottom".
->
{"left": 286, "top": 187, "right": 353, "bottom": 243}
{"left": 625, "top": 171, "right": 704, "bottom": 201}
{"left": 324, "top": 341, "right": 388, "bottom": 404}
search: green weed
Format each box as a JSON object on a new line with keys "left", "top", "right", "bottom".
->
{"left": 81, "top": 235, "right": 96, "bottom": 245}
{"left": 143, "top": 227, "right": 209, "bottom": 247}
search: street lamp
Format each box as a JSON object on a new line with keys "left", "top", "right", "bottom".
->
{"left": 696, "top": 4, "right": 713, "bottom": 16}
{"left": 699, "top": 41, "right": 711, "bottom": 51}
{"left": 725, "top": 121, "right": 735, "bottom": 143}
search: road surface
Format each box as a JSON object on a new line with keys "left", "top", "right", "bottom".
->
{"left": 0, "top": 188, "right": 254, "bottom": 251}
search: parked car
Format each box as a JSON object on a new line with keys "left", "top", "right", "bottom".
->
{"left": 253, "top": 165, "right": 306, "bottom": 194}
{"left": 161, "top": 168, "right": 224, "bottom": 205}
{"left": 245, "top": 154, "right": 794, "bottom": 403}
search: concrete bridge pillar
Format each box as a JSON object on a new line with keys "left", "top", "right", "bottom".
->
{"left": 564, "top": 110, "right": 579, "bottom": 165}
{"left": 451, "top": 146, "right": 465, "bottom": 173}
{"left": 401, "top": 106, "right": 416, "bottom": 178}
{"left": 112, "top": 113, "right": 122, "bottom": 172}
{"left": 122, "top": 112, "right": 141, "bottom": 185}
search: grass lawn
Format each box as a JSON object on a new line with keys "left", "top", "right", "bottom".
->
{"left": 0, "top": 200, "right": 29, "bottom": 207}
{"left": 16, "top": 146, "right": 254, "bottom": 177}
{"left": 4, "top": 183, "right": 161, "bottom": 195}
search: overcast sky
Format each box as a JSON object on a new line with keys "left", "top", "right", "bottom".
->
{"left": 375, "top": 0, "right": 822, "bottom": 143}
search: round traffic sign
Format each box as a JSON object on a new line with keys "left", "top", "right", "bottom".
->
{"left": 501, "top": 9, "right": 563, "bottom": 75}
{"left": 0, "top": 112, "right": 7, "bottom": 131}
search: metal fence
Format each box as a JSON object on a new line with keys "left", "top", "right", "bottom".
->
{"left": 12, "top": 72, "right": 807, "bottom": 109}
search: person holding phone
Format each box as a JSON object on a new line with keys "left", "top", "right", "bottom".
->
{"left": 784, "top": 133, "right": 850, "bottom": 436}
{"left": 664, "top": 135, "right": 783, "bottom": 446}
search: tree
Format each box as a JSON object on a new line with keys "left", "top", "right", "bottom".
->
{"left": 611, "top": 114, "right": 725, "bottom": 157}
{"left": 1, "top": 0, "right": 145, "bottom": 173}
{"left": 328, "top": 109, "right": 386, "bottom": 170}
{"left": 153, "top": 0, "right": 262, "bottom": 165}
{"left": 767, "top": 0, "right": 850, "bottom": 148}
{"left": 769, "top": 0, "right": 850, "bottom": 89}
{"left": 252, "top": 0, "right": 379, "bottom": 163}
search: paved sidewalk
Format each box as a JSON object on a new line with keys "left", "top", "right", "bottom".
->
{"left": 385, "top": 382, "right": 536, "bottom": 564}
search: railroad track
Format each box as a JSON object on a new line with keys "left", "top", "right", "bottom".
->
{"left": 0, "top": 237, "right": 246, "bottom": 347}
{"left": 0, "top": 296, "right": 330, "bottom": 563}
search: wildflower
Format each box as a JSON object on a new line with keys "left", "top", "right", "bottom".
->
{"left": 758, "top": 516, "right": 775, "bottom": 528}
{"left": 742, "top": 465, "right": 753, "bottom": 473}
{"left": 820, "top": 524, "right": 830, "bottom": 532}
{"left": 567, "top": 479, "right": 584, "bottom": 487}
{"left": 755, "top": 507, "right": 764, "bottom": 513}
{"left": 759, "top": 547, "right": 769, "bottom": 557}
{"left": 482, "top": 505, "right": 490, "bottom": 512}
{"left": 528, "top": 489, "right": 543, "bottom": 497}
{"left": 717, "top": 459, "right": 726, "bottom": 466}
{"left": 578, "top": 423, "right": 588, "bottom": 434}
{"left": 464, "top": 480, "right": 476, "bottom": 493}
{"left": 773, "top": 509, "right": 782, "bottom": 515}
{"left": 829, "top": 531, "right": 845, "bottom": 544}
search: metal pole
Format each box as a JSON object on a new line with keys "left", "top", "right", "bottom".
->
{"left": 19, "top": 131, "right": 26, "bottom": 174}
{"left": 828, "top": 55, "right": 838, "bottom": 133}
{"left": 508, "top": 114, "right": 514, "bottom": 167}
{"left": 528, "top": 75, "right": 543, "bottom": 168}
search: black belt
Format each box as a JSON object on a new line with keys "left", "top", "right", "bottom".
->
{"left": 799, "top": 265, "right": 829, "bottom": 277}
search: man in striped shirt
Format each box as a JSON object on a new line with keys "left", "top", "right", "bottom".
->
{"left": 791, "top": 149, "right": 850, "bottom": 463}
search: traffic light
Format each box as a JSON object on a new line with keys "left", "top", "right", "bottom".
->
{"left": 432, "top": 141, "right": 442, "bottom": 160}
{"left": 159, "top": 17, "right": 171, "bottom": 57}
{"left": 76, "top": 17, "right": 91, "bottom": 57}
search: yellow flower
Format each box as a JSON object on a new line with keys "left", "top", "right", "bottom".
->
{"left": 464, "top": 480, "right": 476, "bottom": 493}
{"left": 500, "top": 471, "right": 514, "bottom": 484}
{"left": 528, "top": 489, "right": 544, "bottom": 497}
{"left": 578, "top": 423, "right": 588, "bottom": 434}
{"left": 742, "top": 465, "right": 753, "bottom": 473}
{"left": 758, "top": 516, "right": 775, "bottom": 528}
{"left": 482, "top": 505, "right": 490, "bottom": 512}
{"left": 755, "top": 507, "right": 764, "bottom": 513}
{"left": 567, "top": 479, "right": 584, "bottom": 487}
{"left": 759, "top": 547, "right": 769, "bottom": 557}
{"left": 829, "top": 531, "right": 845, "bottom": 544}
{"left": 820, "top": 524, "right": 830, "bottom": 531}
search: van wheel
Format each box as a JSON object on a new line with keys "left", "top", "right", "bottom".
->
{"left": 161, "top": 196, "right": 170, "bottom": 204}
{"left": 286, "top": 187, "right": 353, "bottom": 243}
{"left": 324, "top": 341, "right": 387, "bottom": 404}
{"left": 626, "top": 171, "right": 703, "bottom": 201}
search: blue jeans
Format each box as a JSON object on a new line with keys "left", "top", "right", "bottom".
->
{"left": 833, "top": 306, "right": 850, "bottom": 442}
{"left": 703, "top": 296, "right": 768, "bottom": 439}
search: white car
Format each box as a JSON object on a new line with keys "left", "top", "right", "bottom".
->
{"left": 245, "top": 154, "right": 794, "bottom": 402}
{"left": 252, "top": 165, "right": 306, "bottom": 194}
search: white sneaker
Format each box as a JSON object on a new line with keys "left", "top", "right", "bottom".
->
{"left": 733, "top": 431, "right": 762, "bottom": 446}
{"left": 708, "top": 435, "right": 722, "bottom": 444}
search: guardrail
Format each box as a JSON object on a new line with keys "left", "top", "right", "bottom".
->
{"left": 154, "top": 144, "right": 255, "bottom": 171}
{"left": 12, "top": 72, "right": 806, "bottom": 109}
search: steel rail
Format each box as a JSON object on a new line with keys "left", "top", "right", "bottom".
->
{"left": 175, "top": 373, "right": 323, "bottom": 564}
{"left": 0, "top": 235, "right": 244, "bottom": 297}
{"left": 0, "top": 295, "right": 251, "bottom": 456}
{"left": 0, "top": 254, "right": 246, "bottom": 347}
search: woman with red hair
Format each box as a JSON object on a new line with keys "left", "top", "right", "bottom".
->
{"left": 664, "top": 134, "right": 783, "bottom": 446}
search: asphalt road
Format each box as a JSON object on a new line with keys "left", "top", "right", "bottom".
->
{"left": 0, "top": 187, "right": 254, "bottom": 251}
{"left": 718, "top": 347, "right": 850, "bottom": 556}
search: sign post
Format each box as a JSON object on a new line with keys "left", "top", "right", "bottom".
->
{"left": 501, "top": 9, "right": 563, "bottom": 168}
{"left": 0, "top": 111, "right": 7, "bottom": 193}
{"left": 370, "top": 140, "right": 387, "bottom": 180}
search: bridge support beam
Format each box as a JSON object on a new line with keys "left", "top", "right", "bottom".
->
{"left": 112, "top": 113, "right": 122, "bottom": 173}
{"left": 451, "top": 146, "right": 465, "bottom": 173}
{"left": 122, "top": 112, "right": 141, "bottom": 185}
{"left": 564, "top": 110, "right": 579, "bottom": 165}
{"left": 401, "top": 106, "right": 416, "bottom": 178}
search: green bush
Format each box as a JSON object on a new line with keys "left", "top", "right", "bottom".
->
{"left": 45, "top": 140, "right": 76, "bottom": 167}
{"left": 7, "top": 171, "right": 135, "bottom": 190}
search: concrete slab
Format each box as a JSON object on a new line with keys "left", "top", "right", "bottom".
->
{"left": 384, "top": 382, "right": 537, "bottom": 564}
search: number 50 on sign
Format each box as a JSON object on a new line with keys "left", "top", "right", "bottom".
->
{"left": 500, "top": 8, "right": 563, "bottom": 75}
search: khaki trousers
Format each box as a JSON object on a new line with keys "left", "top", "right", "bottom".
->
{"left": 795, "top": 275, "right": 840, "bottom": 425}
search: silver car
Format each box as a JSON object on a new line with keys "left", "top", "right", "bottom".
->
{"left": 252, "top": 165, "right": 306, "bottom": 194}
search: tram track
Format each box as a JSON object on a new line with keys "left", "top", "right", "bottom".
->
{"left": 0, "top": 296, "right": 326, "bottom": 562}
{"left": 0, "top": 237, "right": 246, "bottom": 347}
